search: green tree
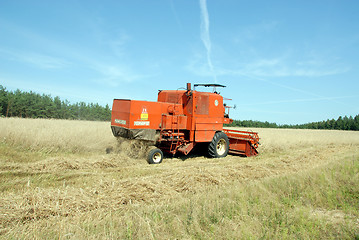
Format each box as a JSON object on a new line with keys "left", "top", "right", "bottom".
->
{"left": 0, "top": 85, "right": 7, "bottom": 116}
{"left": 0, "top": 85, "right": 113, "bottom": 121}
{"left": 354, "top": 115, "right": 359, "bottom": 130}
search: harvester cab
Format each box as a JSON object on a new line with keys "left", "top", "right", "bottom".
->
{"left": 193, "top": 83, "right": 234, "bottom": 118}
{"left": 111, "top": 83, "right": 259, "bottom": 164}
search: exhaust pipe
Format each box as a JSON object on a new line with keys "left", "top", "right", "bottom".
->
{"left": 186, "top": 83, "right": 191, "bottom": 91}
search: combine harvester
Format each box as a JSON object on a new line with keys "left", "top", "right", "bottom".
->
{"left": 111, "top": 83, "right": 259, "bottom": 164}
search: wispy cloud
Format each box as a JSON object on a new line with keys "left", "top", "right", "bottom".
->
{"left": 186, "top": 51, "right": 355, "bottom": 110}
{"left": 239, "top": 56, "right": 350, "bottom": 77}
{"left": 234, "top": 20, "right": 279, "bottom": 42}
{"left": 226, "top": 67, "right": 359, "bottom": 110}
{"left": 217, "top": 19, "right": 352, "bottom": 78}
{"left": 187, "top": 53, "right": 350, "bottom": 79}
{"left": 105, "top": 31, "right": 131, "bottom": 57}
{"left": 186, "top": 52, "right": 211, "bottom": 77}
{"left": 90, "top": 61, "right": 152, "bottom": 87}
{"left": 20, "top": 53, "right": 70, "bottom": 69}
{"left": 169, "top": 0, "right": 183, "bottom": 30}
{"left": 0, "top": 20, "right": 146, "bottom": 86}
{"left": 199, "top": 0, "right": 217, "bottom": 82}
{"left": 0, "top": 48, "right": 70, "bottom": 69}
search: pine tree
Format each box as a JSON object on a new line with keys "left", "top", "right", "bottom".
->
{"left": 0, "top": 85, "right": 6, "bottom": 116}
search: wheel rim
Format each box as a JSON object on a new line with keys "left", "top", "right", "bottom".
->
{"left": 152, "top": 152, "right": 162, "bottom": 163}
{"left": 216, "top": 139, "right": 227, "bottom": 155}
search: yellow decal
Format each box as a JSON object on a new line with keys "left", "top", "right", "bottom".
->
{"left": 140, "top": 107, "right": 148, "bottom": 120}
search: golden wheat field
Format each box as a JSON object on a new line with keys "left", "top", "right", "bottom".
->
{"left": 0, "top": 117, "right": 358, "bottom": 239}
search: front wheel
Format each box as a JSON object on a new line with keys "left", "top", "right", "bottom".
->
{"left": 147, "top": 148, "right": 163, "bottom": 164}
{"left": 208, "top": 132, "right": 229, "bottom": 158}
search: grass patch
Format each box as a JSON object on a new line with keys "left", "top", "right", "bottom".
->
{"left": 0, "top": 171, "right": 93, "bottom": 192}
{"left": 0, "top": 142, "right": 47, "bottom": 163}
{"left": 127, "top": 156, "right": 358, "bottom": 239}
{"left": 2, "top": 156, "right": 358, "bottom": 239}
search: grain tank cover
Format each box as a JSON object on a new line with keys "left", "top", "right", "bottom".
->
{"left": 111, "top": 98, "right": 184, "bottom": 141}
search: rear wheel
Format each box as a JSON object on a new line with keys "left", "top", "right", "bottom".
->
{"left": 208, "top": 132, "right": 229, "bottom": 158}
{"left": 147, "top": 148, "right": 163, "bottom": 164}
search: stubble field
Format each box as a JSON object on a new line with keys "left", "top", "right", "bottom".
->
{"left": 0, "top": 117, "right": 358, "bottom": 239}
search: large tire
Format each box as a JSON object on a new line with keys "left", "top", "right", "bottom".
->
{"left": 208, "top": 132, "right": 229, "bottom": 158}
{"left": 147, "top": 148, "right": 163, "bottom": 164}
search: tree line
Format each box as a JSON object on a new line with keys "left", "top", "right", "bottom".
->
{"left": 228, "top": 115, "right": 359, "bottom": 131}
{"left": 0, "top": 85, "right": 111, "bottom": 121}
{"left": 287, "top": 115, "right": 359, "bottom": 131}
{"left": 1, "top": 85, "right": 358, "bottom": 130}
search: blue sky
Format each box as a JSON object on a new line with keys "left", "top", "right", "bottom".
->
{"left": 0, "top": 0, "right": 358, "bottom": 124}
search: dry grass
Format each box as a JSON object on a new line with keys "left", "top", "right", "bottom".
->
{"left": 0, "top": 117, "right": 114, "bottom": 153}
{"left": 232, "top": 127, "right": 359, "bottom": 153}
{"left": 0, "top": 118, "right": 358, "bottom": 239}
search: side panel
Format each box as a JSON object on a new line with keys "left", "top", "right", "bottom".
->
{"left": 195, "top": 130, "right": 216, "bottom": 142}
{"left": 111, "top": 99, "right": 185, "bottom": 130}
{"left": 208, "top": 94, "right": 225, "bottom": 119}
{"left": 195, "top": 94, "right": 209, "bottom": 115}
{"left": 193, "top": 92, "right": 224, "bottom": 142}
{"left": 195, "top": 117, "right": 223, "bottom": 133}
{"left": 161, "top": 114, "right": 187, "bottom": 130}
{"left": 111, "top": 99, "right": 131, "bottom": 128}
{"left": 128, "top": 100, "right": 163, "bottom": 130}
{"left": 157, "top": 90, "right": 186, "bottom": 104}
{"left": 111, "top": 99, "right": 163, "bottom": 130}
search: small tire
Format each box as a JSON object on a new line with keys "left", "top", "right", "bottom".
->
{"left": 147, "top": 148, "right": 163, "bottom": 164}
{"left": 208, "top": 132, "right": 229, "bottom": 158}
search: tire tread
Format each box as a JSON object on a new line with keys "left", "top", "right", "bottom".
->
{"left": 208, "top": 131, "right": 229, "bottom": 158}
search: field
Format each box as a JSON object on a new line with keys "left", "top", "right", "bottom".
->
{"left": 0, "top": 117, "right": 358, "bottom": 239}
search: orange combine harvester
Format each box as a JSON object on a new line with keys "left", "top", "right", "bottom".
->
{"left": 111, "top": 83, "right": 259, "bottom": 164}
